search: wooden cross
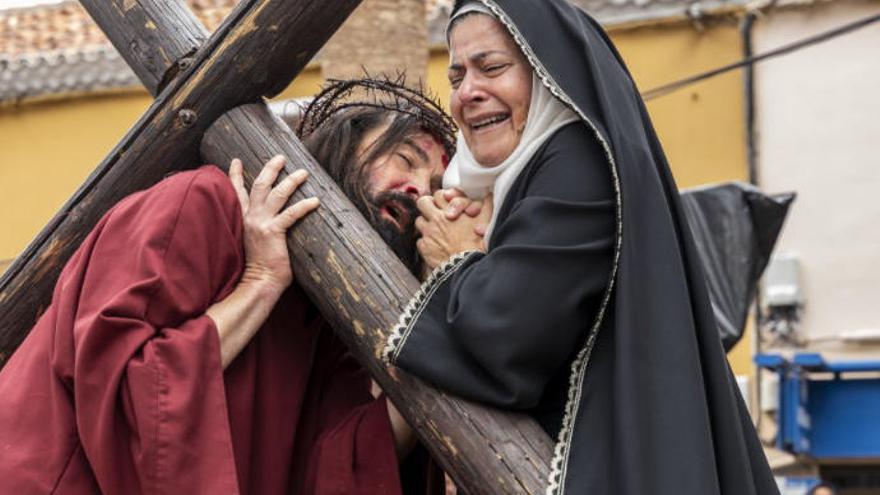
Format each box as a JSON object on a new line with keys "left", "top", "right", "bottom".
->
{"left": 0, "top": 1, "right": 553, "bottom": 492}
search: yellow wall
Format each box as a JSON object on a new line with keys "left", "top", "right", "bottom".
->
{"left": 1, "top": 22, "right": 754, "bottom": 373}
{"left": 613, "top": 21, "right": 749, "bottom": 187}
{"left": 0, "top": 66, "right": 323, "bottom": 267}
{"left": 273, "top": 64, "right": 325, "bottom": 101}
{"left": 0, "top": 91, "right": 150, "bottom": 262}
{"left": 426, "top": 48, "right": 454, "bottom": 110}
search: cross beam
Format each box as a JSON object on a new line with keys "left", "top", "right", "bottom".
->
{"left": 203, "top": 104, "right": 553, "bottom": 493}
{"left": 79, "top": 0, "right": 207, "bottom": 94}
{"left": 0, "top": 1, "right": 554, "bottom": 492}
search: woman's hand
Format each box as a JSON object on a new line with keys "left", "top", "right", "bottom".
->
{"left": 415, "top": 191, "right": 493, "bottom": 270}
{"left": 441, "top": 188, "right": 485, "bottom": 223}
{"left": 229, "top": 155, "right": 320, "bottom": 295}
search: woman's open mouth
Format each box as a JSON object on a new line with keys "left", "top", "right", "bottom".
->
{"left": 469, "top": 113, "right": 510, "bottom": 133}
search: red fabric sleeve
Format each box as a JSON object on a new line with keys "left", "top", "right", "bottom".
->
{"left": 65, "top": 166, "right": 244, "bottom": 493}
{"left": 301, "top": 332, "right": 403, "bottom": 495}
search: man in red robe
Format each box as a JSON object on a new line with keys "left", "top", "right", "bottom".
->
{"left": 0, "top": 80, "right": 459, "bottom": 494}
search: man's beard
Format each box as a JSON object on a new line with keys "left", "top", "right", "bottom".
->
{"left": 364, "top": 191, "right": 423, "bottom": 276}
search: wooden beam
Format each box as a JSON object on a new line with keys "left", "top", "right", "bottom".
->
{"left": 80, "top": 0, "right": 208, "bottom": 95}
{"left": 202, "top": 103, "right": 553, "bottom": 494}
{"left": 0, "top": 0, "right": 361, "bottom": 365}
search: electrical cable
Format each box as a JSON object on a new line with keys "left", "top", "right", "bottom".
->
{"left": 641, "top": 12, "right": 880, "bottom": 101}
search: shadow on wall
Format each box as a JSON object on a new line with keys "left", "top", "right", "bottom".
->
{"left": 0, "top": 259, "right": 10, "bottom": 276}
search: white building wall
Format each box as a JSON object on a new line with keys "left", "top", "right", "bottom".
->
{"left": 754, "top": 0, "right": 880, "bottom": 340}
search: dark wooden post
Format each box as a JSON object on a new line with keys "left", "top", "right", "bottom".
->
{"left": 202, "top": 104, "right": 553, "bottom": 493}
{"left": 79, "top": 0, "right": 208, "bottom": 94}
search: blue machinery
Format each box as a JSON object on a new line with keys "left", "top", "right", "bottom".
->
{"left": 755, "top": 353, "right": 880, "bottom": 460}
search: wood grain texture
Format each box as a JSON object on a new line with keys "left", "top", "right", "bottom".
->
{"left": 0, "top": 0, "right": 361, "bottom": 368}
{"left": 202, "top": 103, "right": 554, "bottom": 494}
{"left": 79, "top": 0, "right": 208, "bottom": 94}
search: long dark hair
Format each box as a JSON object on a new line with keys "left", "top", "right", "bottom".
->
{"left": 302, "top": 106, "right": 428, "bottom": 224}
{"left": 296, "top": 77, "right": 456, "bottom": 275}
{"left": 301, "top": 105, "right": 446, "bottom": 275}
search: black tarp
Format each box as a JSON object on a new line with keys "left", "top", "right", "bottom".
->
{"left": 680, "top": 182, "right": 795, "bottom": 351}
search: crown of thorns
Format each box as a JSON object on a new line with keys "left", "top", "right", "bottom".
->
{"left": 296, "top": 74, "right": 458, "bottom": 157}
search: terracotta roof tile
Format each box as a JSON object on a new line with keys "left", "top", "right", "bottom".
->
{"left": 0, "top": 0, "right": 750, "bottom": 102}
{"left": 1, "top": 0, "right": 750, "bottom": 58}
{"left": 0, "top": 0, "right": 246, "bottom": 102}
{"left": 0, "top": 0, "right": 239, "bottom": 57}
{"left": 0, "top": 0, "right": 452, "bottom": 57}
{"left": 0, "top": 0, "right": 452, "bottom": 102}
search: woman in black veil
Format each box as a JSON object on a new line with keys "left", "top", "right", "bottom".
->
{"left": 384, "top": 1, "right": 779, "bottom": 493}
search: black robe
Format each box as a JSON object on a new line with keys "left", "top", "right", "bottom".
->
{"left": 385, "top": 1, "right": 780, "bottom": 494}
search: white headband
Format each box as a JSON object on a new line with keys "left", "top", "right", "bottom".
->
{"left": 446, "top": 2, "right": 494, "bottom": 39}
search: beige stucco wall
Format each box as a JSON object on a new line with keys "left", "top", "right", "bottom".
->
{"left": 753, "top": 0, "right": 880, "bottom": 340}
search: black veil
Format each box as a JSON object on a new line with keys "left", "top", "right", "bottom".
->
{"left": 451, "top": 1, "right": 779, "bottom": 493}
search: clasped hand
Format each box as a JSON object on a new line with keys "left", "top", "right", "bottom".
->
{"left": 415, "top": 189, "right": 493, "bottom": 271}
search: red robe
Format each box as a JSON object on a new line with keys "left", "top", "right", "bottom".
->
{"left": 0, "top": 166, "right": 404, "bottom": 494}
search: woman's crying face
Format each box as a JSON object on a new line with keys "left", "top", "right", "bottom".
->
{"left": 448, "top": 14, "right": 532, "bottom": 167}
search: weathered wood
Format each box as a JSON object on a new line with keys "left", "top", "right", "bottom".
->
{"left": 0, "top": 0, "right": 362, "bottom": 366}
{"left": 79, "top": 0, "right": 208, "bottom": 95}
{"left": 202, "top": 103, "right": 554, "bottom": 494}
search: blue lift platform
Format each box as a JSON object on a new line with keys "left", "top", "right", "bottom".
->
{"left": 755, "top": 352, "right": 880, "bottom": 460}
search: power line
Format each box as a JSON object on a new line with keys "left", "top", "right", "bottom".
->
{"left": 641, "top": 12, "right": 880, "bottom": 101}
